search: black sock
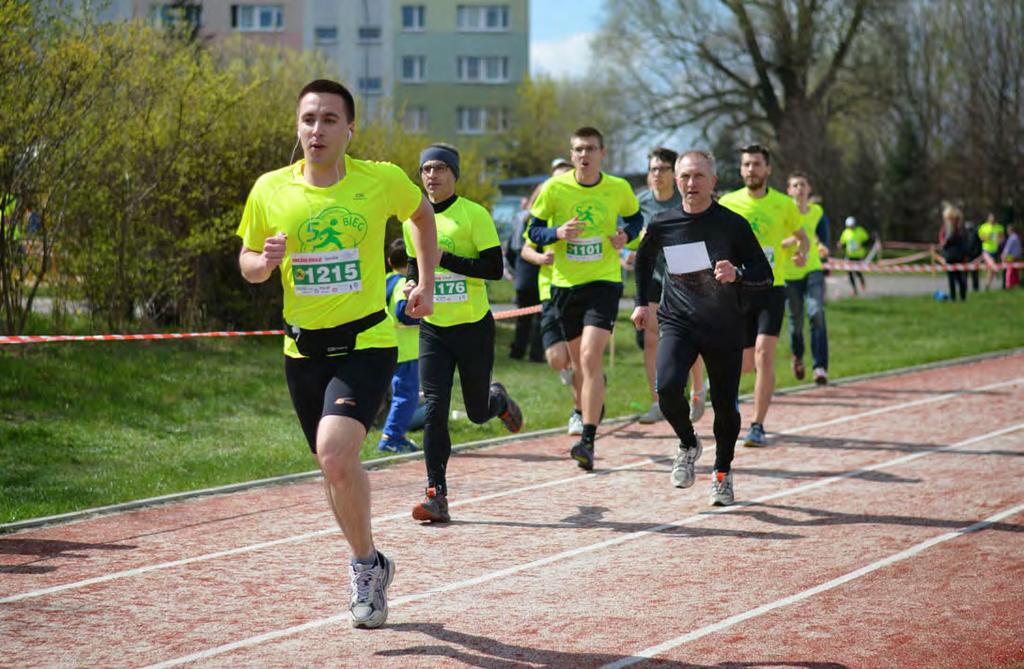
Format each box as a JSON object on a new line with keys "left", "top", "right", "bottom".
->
{"left": 581, "top": 424, "right": 597, "bottom": 443}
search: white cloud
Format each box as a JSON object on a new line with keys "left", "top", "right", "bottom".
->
{"left": 530, "top": 32, "right": 595, "bottom": 79}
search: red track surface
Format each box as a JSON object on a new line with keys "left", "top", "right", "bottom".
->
{"left": 2, "top": 353, "right": 1023, "bottom": 668}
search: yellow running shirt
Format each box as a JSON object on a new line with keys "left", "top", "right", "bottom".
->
{"left": 719, "top": 187, "right": 801, "bottom": 287}
{"left": 385, "top": 272, "right": 419, "bottom": 363}
{"left": 523, "top": 234, "right": 554, "bottom": 302}
{"left": 403, "top": 196, "right": 500, "bottom": 328}
{"left": 529, "top": 170, "right": 641, "bottom": 288}
{"left": 978, "top": 221, "right": 1005, "bottom": 255}
{"left": 236, "top": 156, "right": 422, "bottom": 357}
{"left": 782, "top": 202, "right": 825, "bottom": 280}
{"left": 838, "top": 226, "right": 870, "bottom": 259}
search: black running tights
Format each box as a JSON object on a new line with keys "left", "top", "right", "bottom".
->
{"left": 655, "top": 331, "right": 742, "bottom": 473}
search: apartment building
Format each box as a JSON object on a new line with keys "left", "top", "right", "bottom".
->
{"left": 86, "top": 1, "right": 528, "bottom": 155}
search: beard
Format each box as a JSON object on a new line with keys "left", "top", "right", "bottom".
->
{"left": 744, "top": 175, "right": 766, "bottom": 191}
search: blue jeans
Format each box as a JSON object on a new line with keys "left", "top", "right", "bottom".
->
{"left": 785, "top": 270, "right": 828, "bottom": 370}
{"left": 382, "top": 359, "right": 420, "bottom": 439}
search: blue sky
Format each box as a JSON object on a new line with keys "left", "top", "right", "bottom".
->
{"left": 529, "top": 0, "right": 606, "bottom": 78}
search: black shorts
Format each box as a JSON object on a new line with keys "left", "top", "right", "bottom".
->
{"left": 551, "top": 281, "right": 623, "bottom": 341}
{"left": 284, "top": 347, "right": 397, "bottom": 453}
{"left": 744, "top": 286, "right": 787, "bottom": 347}
{"left": 540, "top": 299, "right": 565, "bottom": 350}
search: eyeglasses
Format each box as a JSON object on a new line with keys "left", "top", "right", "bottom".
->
{"left": 648, "top": 166, "right": 672, "bottom": 174}
{"left": 570, "top": 144, "right": 601, "bottom": 155}
{"left": 420, "top": 163, "right": 450, "bottom": 174}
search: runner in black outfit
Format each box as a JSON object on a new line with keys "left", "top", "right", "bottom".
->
{"left": 631, "top": 150, "right": 772, "bottom": 506}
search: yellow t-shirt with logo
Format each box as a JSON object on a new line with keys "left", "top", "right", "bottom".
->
{"left": 403, "top": 196, "right": 500, "bottom": 328}
{"left": 719, "top": 187, "right": 801, "bottom": 287}
{"left": 236, "top": 156, "right": 422, "bottom": 357}
{"left": 782, "top": 202, "right": 825, "bottom": 280}
{"left": 529, "top": 170, "right": 641, "bottom": 288}
{"left": 385, "top": 272, "right": 419, "bottom": 363}
{"left": 978, "top": 222, "right": 1005, "bottom": 255}
{"left": 838, "top": 226, "right": 870, "bottom": 259}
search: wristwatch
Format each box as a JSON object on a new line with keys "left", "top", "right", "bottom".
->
{"left": 734, "top": 266, "right": 744, "bottom": 282}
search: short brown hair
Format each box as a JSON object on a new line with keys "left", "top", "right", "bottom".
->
{"left": 740, "top": 143, "right": 771, "bottom": 165}
{"left": 572, "top": 126, "right": 604, "bottom": 148}
{"left": 297, "top": 79, "right": 356, "bottom": 123}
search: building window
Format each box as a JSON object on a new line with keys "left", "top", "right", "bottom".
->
{"left": 358, "top": 25, "right": 382, "bottom": 41}
{"left": 231, "top": 4, "right": 283, "bottom": 32}
{"left": 456, "top": 56, "right": 509, "bottom": 83}
{"left": 358, "top": 77, "right": 383, "bottom": 93}
{"left": 457, "top": 5, "right": 508, "bottom": 31}
{"left": 314, "top": 26, "right": 337, "bottom": 44}
{"left": 401, "top": 56, "right": 426, "bottom": 82}
{"left": 401, "top": 5, "right": 425, "bottom": 31}
{"left": 403, "top": 107, "right": 428, "bottom": 133}
{"left": 456, "top": 107, "right": 509, "bottom": 134}
{"left": 152, "top": 3, "right": 202, "bottom": 31}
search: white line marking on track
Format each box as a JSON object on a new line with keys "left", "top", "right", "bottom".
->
{"left": 3, "top": 376, "right": 1021, "bottom": 606}
{"left": 600, "top": 500, "right": 1024, "bottom": 669}
{"left": 139, "top": 423, "right": 1024, "bottom": 669}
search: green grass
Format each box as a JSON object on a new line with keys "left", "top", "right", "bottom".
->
{"left": 2, "top": 290, "right": 1022, "bottom": 523}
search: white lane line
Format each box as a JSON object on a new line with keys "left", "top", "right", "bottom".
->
{"left": 601, "top": 500, "right": 1024, "bottom": 669}
{"left": 3, "top": 376, "right": 1021, "bottom": 606}
{"left": 139, "top": 423, "right": 1024, "bottom": 669}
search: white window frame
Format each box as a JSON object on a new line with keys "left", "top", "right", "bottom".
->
{"left": 233, "top": 4, "right": 283, "bottom": 32}
{"left": 403, "top": 106, "right": 428, "bottom": 133}
{"left": 456, "top": 107, "right": 509, "bottom": 134}
{"left": 456, "top": 5, "right": 509, "bottom": 31}
{"left": 401, "top": 5, "right": 425, "bottom": 31}
{"left": 401, "top": 55, "right": 426, "bottom": 82}
{"left": 456, "top": 56, "right": 509, "bottom": 83}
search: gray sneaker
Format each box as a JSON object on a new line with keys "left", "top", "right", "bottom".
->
{"left": 689, "top": 387, "right": 707, "bottom": 422}
{"left": 349, "top": 551, "right": 395, "bottom": 629}
{"left": 671, "top": 437, "right": 703, "bottom": 488}
{"left": 638, "top": 402, "right": 663, "bottom": 424}
{"left": 567, "top": 411, "right": 584, "bottom": 435}
{"left": 709, "top": 470, "right": 734, "bottom": 506}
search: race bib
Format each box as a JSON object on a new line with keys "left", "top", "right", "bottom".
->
{"left": 434, "top": 272, "right": 469, "bottom": 303}
{"left": 566, "top": 236, "right": 603, "bottom": 262}
{"left": 664, "top": 241, "right": 712, "bottom": 274}
{"left": 762, "top": 245, "right": 775, "bottom": 268}
{"left": 291, "top": 248, "right": 361, "bottom": 295}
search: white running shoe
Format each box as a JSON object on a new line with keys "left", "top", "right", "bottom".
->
{"left": 689, "top": 387, "right": 707, "bottom": 422}
{"left": 670, "top": 437, "right": 703, "bottom": 489}
{"left": 567, "top": 411, "right": 584, "bottom": 435}
{"left": 638, "top": 402, "right": 663, "bottom": 424}
{"left": 349, "top": 552, "right": 395, "bottom": 629}
{"left": 559, "top": 368, "right": 574, "bottom": 386}
{"left": 709, "top": 470, "right": 735, "bottom": 506}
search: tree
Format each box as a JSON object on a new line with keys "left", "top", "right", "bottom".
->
{"left": 599, "top": 0, "right": 883, "bottom": 178}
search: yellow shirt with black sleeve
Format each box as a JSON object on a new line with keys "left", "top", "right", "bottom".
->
{"left": 236, "top": 156, "right": 422, "bottom": 358}
{"left": 385, "top": 271, "right": 419, "bottom": 363}
{"left": 402, "top": 196, "right": 501, "bottom": 328}
{"left": 782, "top": 202, "right": 825, "bottom": 281}
{"left": 529, "top": 171, "right": 641, "bottom": 288}
{"left": 522, "top": 227, "right": 554, "bottom": 302}
{"left": 719, "top": 187, "right": 802, "bottom": 288}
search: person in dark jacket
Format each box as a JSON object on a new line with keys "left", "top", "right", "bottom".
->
{"left": 940, "top": 203, "right": 969, "bottom": 302}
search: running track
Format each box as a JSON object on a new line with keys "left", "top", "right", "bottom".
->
{"left": 2, "top": 352, "right": 1023, "bottom": 668}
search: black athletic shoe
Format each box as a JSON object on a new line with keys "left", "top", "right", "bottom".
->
{"left": 490, "top": 382, "right": 523, "bottom": 433}
{"left": 570, "top": 440, "right": 594, "bottom": 471}
{"left": 411, "top": 487, "right": 450, "bottom": 523}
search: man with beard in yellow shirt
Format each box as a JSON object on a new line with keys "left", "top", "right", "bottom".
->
{"left": 719, "top": 144, "right": 808, "bottom": 448}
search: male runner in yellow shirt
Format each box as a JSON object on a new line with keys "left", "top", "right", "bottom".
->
{"left": 237, "top": 79, "right": 437, "bottom": 629}
{"left": 528, "top": 127, "right": 644, "bottom": 470}
{"left": 403, "top": 143, "right": 523, "bottom": 523}
{"left": 719, "top": 144, "right": 808, "bottom": 448}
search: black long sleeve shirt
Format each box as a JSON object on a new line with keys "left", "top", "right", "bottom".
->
{"left": 635, "top": 201, "right": 773, "bottom": 349}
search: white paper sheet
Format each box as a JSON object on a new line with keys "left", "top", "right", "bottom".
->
{"left": 663, "top": 241, "right": 712, "bottom": 274}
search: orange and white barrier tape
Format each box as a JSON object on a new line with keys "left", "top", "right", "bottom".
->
{"left": 825, "top": 260, "right": 1024, "bottom": 273}
{"left": 0, "top": 306, "right": 545, "bottom": 345}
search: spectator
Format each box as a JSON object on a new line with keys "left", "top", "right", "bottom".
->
{"left": 940, "top": 204, "right": 969, "bottom": 301}
{"left": 1002, "top": 225, "right": 1021, "bottom": 289}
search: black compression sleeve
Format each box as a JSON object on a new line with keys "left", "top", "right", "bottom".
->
{"left": 634, "top": 225, "right": 657, "bottom": 307}
{"left": 439, "top": 245, "right": 504, "bottom": 280}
